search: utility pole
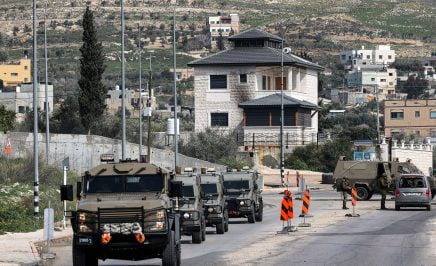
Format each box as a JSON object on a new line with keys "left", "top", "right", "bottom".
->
{"left": 32, "top": 0, "right": 39, "bottom": 217}
{"left": 375, "top": 84, "right": 380, "bottom": 144}
{"left": 172, "top": 6, "right": 178, "bottom": 169}
{"left": 147, "top": 55, "right": 154, "bottom": 162}
{"left": 121, "top": 0, "right": 126, "bottom": 160}
{"left": 280, "top": 38, "right": 285, "bottom": 187}
{"left": 138, "top": 24, "right": 142, "bottom": 159}
{"left": 44, "top": 0, "right": 49, "bottom": 164}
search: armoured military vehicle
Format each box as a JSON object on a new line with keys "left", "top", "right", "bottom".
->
{"left": 60, "top": 155, "right": 183, "bottom": 266}
{"left": 333, "top": 157, "right": 436, "bottom": 200}
{"left": 199, "top": 168, "right": 229, "bottom": 234}
{"left": 222, "top": 167, "right": 264, "bottom": 223}
{"left": 173, "top": 167, "right": 206, "bottom": 243}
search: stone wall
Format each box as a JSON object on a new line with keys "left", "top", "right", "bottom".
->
{"left": 0, "top": 132, "right": 225, "bottom": 174}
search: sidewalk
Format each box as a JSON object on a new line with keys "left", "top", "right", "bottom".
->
{"left": 0, "top": 227, "right": 72, "bottom": 266}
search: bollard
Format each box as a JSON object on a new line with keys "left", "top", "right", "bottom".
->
{"left": 345, "top": 187, "right": 360, "bottom": 217}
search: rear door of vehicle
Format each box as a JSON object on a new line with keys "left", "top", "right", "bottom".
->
{"left": 397, "top": 176, "right": 428, "bottom": 203}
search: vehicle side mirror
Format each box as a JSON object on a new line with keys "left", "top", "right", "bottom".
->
{"left": 169, "top": 181, "right": 183, "bottom": 198}
{"left": 76, "top": 182, "right": 82, "bottom": 200}
{"left": 60, "top": 185, "right": 74, "bottom": 201}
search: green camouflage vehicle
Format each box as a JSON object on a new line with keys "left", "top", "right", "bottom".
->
{"left": 60, "top": 156, "right": 183, "bottom": 266}
{"left": 333, "top": 157, "right": 436, "bottom": 200}
{"left": 222, "top": 168, "right": 264, "bottom": 223}
{"left": 173, "top": 168, "right": 206, "bottom": 243}
{"left": 199, "top": 168, "right": 229, "bottom": 234}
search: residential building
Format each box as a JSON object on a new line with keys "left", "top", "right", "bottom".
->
{"left": 208, "top": 13, "right": 240, "bottom": 42}
{"left": 340, "top": 45, "right": 395, "bottom": 70}
{"left": 0, "top": 83, "right": 53, "bottom": 122}
{"left": 105, "top": 86, "right": 156, "bottom": 117}
{"left": 170, "top": 68, "right": 194, "bottom": 80}
{"left": 0, "top": 58, "right": 31, "bottom": 87}
{"left": 188, "top": 29, "right": 324, "bottom": 147}
{"left": 346, "top": 66, "right": 397, "bottom": 96}
{"left": 384, "top": 99, "right": 436, "bottom": 142}
{"left": 330, "top": 88, "right": 375, "bottom": 105}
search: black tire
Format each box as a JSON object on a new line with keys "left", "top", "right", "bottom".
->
{"left": 395, "top": 204, "right": 400, "bottom": 211}
{"left": 224, "top": 211, "right": 229, "bottom": 232}
{"left": 162, "top": 230, "right": 180, "bottom": 266}
{"left": 72, "top": 243, "right": 97, "bottom": 266}
{"left": 247, "top": 205, "right": 255, "bottom": 224}
{"left": 192, "top": 230, "right": 202, "bottom": 244}
{"left": 356, "top": 186, "right": 370, "bottom": 200}
{"left": 216, "top": 218, "right": 225, "bottom": 234}
{"left": 255, "top": 203, "right": 263, "bottom": 222}
{"left": 201, "top": 218, "right": 206, "bottom": 241}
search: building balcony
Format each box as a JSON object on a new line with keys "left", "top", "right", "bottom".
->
{"left": 236, "top": 126, "right": 318, "bottom": 147}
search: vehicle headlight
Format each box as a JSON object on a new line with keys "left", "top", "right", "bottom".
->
{"left": 208, "top": 207, "right": 214, "bottom": 213}
{"left": 182, "top": 211, "right": 199, "bottom": 220}
{"left": 150, "top": 221, "right": 166, "bottom": 232}
{"left": 240, "top": 201, "right": 245, "bottom": 206}
{"left": 245, "top": 200, "right": 252, "bottom": 206}
{"left": 183, "top": 213, "right": 190, "bottom": 219}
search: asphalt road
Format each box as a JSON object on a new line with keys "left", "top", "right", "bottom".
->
{"left": 46, "top": 187, "right": 435, "bottom": 266}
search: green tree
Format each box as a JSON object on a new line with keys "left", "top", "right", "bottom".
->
{"left": 50, "top": 96, "right": 84, "bottom": 134}
{"left": 0, "top": 51, "right": 8, "bottom": 62}
{"left": 402, "top": 76, "right": 428, "bottom": 99}
{"left": 217, "top": 31, "right": 225, "bottom": 51}
{"left": 78, "top": 6, "right": 107, "bottom": 134}
{"left": 0, "top": 105, "right": 15, "bottom": 133}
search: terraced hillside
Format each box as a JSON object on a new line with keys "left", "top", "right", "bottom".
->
{"left": 0, "top": 0, "right": 434, "bottom": 98}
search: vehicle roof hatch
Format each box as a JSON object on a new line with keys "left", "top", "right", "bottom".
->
{"left": 114, "top": 164, "right": 133, "bottom": 173}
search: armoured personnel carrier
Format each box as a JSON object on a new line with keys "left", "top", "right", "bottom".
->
{"left": 60, "top": 155, "right": 183, "bottom": 266}
{"left": 333, "top": 157, "right": 436, "bottom": 200}
{"left": 173, "top": 167, "right": 206, "bottom": 243}
{"left": 199, "top": 168, "right": 229, "bottom": 234}
{"left": 222, "top": 167, "right": 264, "bottom": 223}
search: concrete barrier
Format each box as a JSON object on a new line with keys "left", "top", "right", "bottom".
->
{"left": 0, "top": 132, "right": 225, "bottom": 174}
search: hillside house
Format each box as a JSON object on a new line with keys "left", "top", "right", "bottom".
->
{"left": 188, "top": 29, "right": 324, "bottom": 147}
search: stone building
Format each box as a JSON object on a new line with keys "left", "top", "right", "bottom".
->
{"left": 188, "top": 29, "right": 324, "bottom": 147}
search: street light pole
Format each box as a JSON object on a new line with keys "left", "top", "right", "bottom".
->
{"left": 172, "top": 6, "right": 178, "bottom": 169}
{"left": 147, "top": 55, "right": 154, "bottom": 162}
{"left": 376, "top": 84, "right": 380, "bottom": 144}
{"left": 280, "top": 38, "right": 285, "bottom": 187}
{"left": 44, "top": 0, "right": 49, "bottom": 164}
{"left": 32, "top": 0, "right": 39, "bottom": 217}
{"left": 138, "top": 24, "right": 142, "bottom": 159}
{"left": 121, "top": 0, "right": 126, "bottom": 160}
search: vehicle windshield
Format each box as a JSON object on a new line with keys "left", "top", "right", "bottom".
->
{"left": 182, "top": 186, "right": 195, "bottom": 198}
{"left": 201, "top": 184, "right": 218, "bottom": 195}
{"left": 85, "top": 175, "right": 164, "bottom": 193}
{"left": 399, "top": 177, "right": 427, "bottom": 188}
{"left": 223, "top": 180, "right": 250, "bottom": 190}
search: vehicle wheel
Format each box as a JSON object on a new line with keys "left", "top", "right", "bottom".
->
{"left": 247, "top": 205, "right": 255, "bottom": 224}
{"left": 216, "top": 218, "right": 225, "bottom": 234}
{"left": 73, "top": 244, "right": 97, "bottom": 266}
{"left": 162, "top": 230, "right": 179, "bottom": 266}
{"left": 192, "top": 229, "right": 202, "bottom": 244}
{"left": 255, "top": 203, "right": 263, "bottom": 222}
{"left": 224, "top": 211, "right": 229, "bottom": 232}
{"left": 356, "top": 186, "right": 370, "bottom": 200}
{"left": 427, "top": 205, "right": 431, "bottom": 211}
{"left": 395, "top": 204, "right": 400, "bottom": 211}
{"left": 201, "top": 218, "right": 206, "bottom": 241}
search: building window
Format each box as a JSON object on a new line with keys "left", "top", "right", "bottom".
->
{"left": 24, "top": 66, "right": 28, "bottom": 70}
{"left": 389, "top": 72, "right": 393, "bottom": 76}
{"left": 367, "top": 55, "right": 370, "bottom": 59}
{"left": 18, "top": 106, "right": 25, "bottom": 114}
{"left": 430, "top": 111, "right": 436, "bottom": 119}
{"left": 341, "top": 55, "right": 345, "bottom": 60}
{"left": 11, "top": 73, "right": 18, "bottom": 76}
{"left": 380, "top": 79, "right": 386, "bottom": 82}
{"left": 371, "top": 78, "right": 375, "bottom": 81}
{"left": 379, "top": 55, "right": 383, "bottom": 59}
{"left": 210, "top": 75, "right": 227, "bottom": 89}
{"left": 239, "top": 74, "right": 247, "bottom": 83}
{"left": 210, "top": 113, "right": 228, "bottom": 127}
{"left": 431, "top": 130, "right": 436, "bottom": 138}
{"left": 212, "top": 29, "right": 216, "bottom": 32}
{"left": 415, "top": 131, "right": 420, "bottom": 136}
{"left": 362, "top": 62, "right": 367, "bottom": 65}
{"left": 388, "top": 55, "right": 392, "bottom": 59}
{"left": 415, "top": 111, "right": 420, "bottom": 118}
{"left": 24, "top": 78, "right": 28, "bottom": 82}
{"left": 389, "top": 82, "right": 393, "bottom": 85}
{"left": 390, "top": 111, "right": 404, "bottom": 120}
{"left": 226, "top": 29, "right": 230, "bottom": 32}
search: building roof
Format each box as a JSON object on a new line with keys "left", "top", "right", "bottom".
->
{"left": 238, "top": 93, "right": 320, "bottom": 109}
{"left": 228, "top": 28, "right": 282, "bottom": 42}
{"left": 188, "top": 46, "right": 324, "bottom": 70}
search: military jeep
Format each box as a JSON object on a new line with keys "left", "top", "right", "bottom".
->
{"left": 60, "top": 155, "right": 183, "bottom": 266}
{"left": 199, "top": 168, "right": 229, "bottom": 234}
{"left": 173, "top": 168, "right": 206, "bottom": 243}
{"left": 222, "top": 168, "right": 264, "bottom": 223}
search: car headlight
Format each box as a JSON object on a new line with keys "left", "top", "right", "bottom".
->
{"left": 183, "top": 213, "right": 190, "bottom": 219}
{"left": 240, "top": 201, "right": 245, "bottom": 206}
{"left": 208, "top": 207, "right": 214, "bottom": 213}
{"left": 182, "top": 211, "right": 199, "bottom": 220}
